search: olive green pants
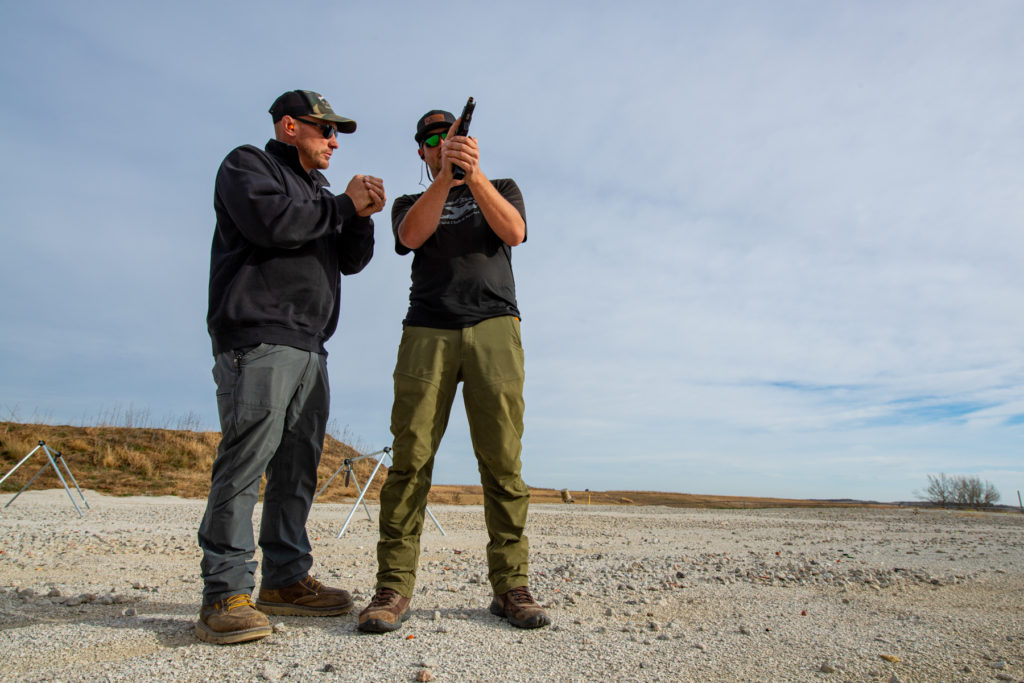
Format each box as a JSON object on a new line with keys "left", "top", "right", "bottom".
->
{"left": 376, "top": 315, "right": 530, "bottom": 597}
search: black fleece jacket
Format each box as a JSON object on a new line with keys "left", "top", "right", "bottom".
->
{"left": 206, "top": 139, "right": 374, "bottom": 355}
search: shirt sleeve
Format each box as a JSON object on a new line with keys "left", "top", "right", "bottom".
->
{"left": 337, "top": 214, "right": 375, "bottom": 275}
{"left": 215, "top": 145, "right": 358, "bottom": 249}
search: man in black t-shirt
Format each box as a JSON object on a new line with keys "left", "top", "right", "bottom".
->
{"left": 358, "top": 109, "right": 550, "bottom": 633}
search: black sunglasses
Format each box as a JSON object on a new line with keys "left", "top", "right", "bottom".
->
{"left": 294, "top": 118, "right": 337, "bottom": 139}
{"left": 422, "top": 132, "right": 448, "bottom": 148}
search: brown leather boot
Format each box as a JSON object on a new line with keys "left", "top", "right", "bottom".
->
{"left": 489, "top": 586, "right": 551, "bottom": 629}
{"left": 195, "top": 594, "right": 272, "bottom": 645}
{"left": 256, "top": 575, "right": 353, "bottom": 616}
{"left": 357, "top": 587, "right": 411, "bottom": 633}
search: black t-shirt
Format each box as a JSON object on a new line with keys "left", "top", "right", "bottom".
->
{"left": 392, "top": 179, "right": 526, "bottom": 328}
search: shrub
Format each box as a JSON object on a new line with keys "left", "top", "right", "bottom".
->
{"left": 918, "top": 473, "right": 1000, "bottom": 507}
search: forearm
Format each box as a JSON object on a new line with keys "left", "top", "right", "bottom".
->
{"left": 217, "top": 150, "right": 357, "bottom": 249}
{"left": 396, "top": 180, "right": 449, "bottom": 250}
{"left": 467, "top": 172, "right": 526, "bottom": 246}
{"left": 239, "top": 193, "right": 356, "bottom": 249}
{"left": 338, "top": 216, "right": 375, "bottom": 275}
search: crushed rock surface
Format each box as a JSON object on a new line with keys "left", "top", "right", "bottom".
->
{"left": 1, "top": 490, "right": 1022, "bottom": 682}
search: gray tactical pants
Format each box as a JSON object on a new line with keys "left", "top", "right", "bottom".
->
{"left": 198, "top": 343, "right": 329, "bottom": 605}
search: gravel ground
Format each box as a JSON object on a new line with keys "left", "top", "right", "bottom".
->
{"left": 0, "top": 490, "right": 1022, "bottom": 682}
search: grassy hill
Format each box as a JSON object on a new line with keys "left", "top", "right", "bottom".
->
{"left": 0, "top": 421, "right": 381, "bottom": 503}
{"left": 0, "top": 421, "right": 859, "bottom": 508}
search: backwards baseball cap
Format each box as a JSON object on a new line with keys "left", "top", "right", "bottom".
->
{"left": 269, "top": 90, "right": 357, "bottom": 134}
{"left": 415, "top": 109, "right": 455, "bottom": 143}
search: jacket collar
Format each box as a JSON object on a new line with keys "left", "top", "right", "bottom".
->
{"left": 264, "top": 139, "right": 331, "bottom": 188}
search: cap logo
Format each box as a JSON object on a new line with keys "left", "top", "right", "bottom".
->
{"left": 424, "top": 114, "right": 446, "bottom": 125}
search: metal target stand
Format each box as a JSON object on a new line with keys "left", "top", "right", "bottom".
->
{"left": 0, "top": 440, "right": 90, "bottom": 517}
{"left": 313, "top": 447, "right": 445, "bottom": 538}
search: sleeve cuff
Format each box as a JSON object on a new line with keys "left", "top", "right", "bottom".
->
{"left": 335, "top": 193, "right": 357, "bottom": 222}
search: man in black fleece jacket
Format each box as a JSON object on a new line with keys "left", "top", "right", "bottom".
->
{"left": 196, "top": 90, "right": 385, "bottom": 645}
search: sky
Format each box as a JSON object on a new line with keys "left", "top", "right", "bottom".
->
{"left": 1, "top": 1, "right": 1022, "bottom": 503}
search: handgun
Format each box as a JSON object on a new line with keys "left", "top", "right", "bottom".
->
{"left": 451, "top": 97, "right": 476, "bottom": 180}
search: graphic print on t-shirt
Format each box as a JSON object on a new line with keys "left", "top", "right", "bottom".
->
{"left": 440, "top": 194, "right": 479, "bottom": 225}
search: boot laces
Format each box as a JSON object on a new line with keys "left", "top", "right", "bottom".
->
{"left": 224, "top": 594, "right": 255, "bottom": 611}
{"left": 302, "top": 576, "right": 324, "bottom": 593}
{"left": 507, "top": 586, "right": 535, "bottom": 605}
{"left": 369, "top": 587, "right": 399, "bottom": 607}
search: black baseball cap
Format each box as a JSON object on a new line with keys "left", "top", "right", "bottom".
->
{"left": 269, "top": 90, "right": 357, "bottom": 134}
{"left": 415, "top": 109, "right": 455, "bottom": 143}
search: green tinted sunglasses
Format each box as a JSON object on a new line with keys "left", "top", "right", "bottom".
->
{"left": 422, "top": 132, "right": 448, "bottom": 148}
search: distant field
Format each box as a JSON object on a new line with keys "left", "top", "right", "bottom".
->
{"left": 427, "top": 485, "right": 863, "bottom": 509}
{"left": 1, "top": 421, "right": 862, "bottom": 508}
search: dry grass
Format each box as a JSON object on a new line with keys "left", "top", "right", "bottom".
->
{"left": 0, "top": 421, "right": 376, "bottom": 502}
{"left": 1, "top": 421, "right": 866, "bottom": 509}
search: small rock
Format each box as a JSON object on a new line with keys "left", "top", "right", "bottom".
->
{"left": 322, "top": 664, "right": 337, "bottom": 673}
{"left": 432, "top": 610, "right": 441, "bottom": 621}
{"left": 414, "top": 670, "right": 435, "bottom": 682}
{"left": 418, "top": 658, "right": 437, "bottom": 669}
{"left": 738, "top": 625, "right": 751, "bottom": 635}
{"left": 888, "top": 676, "right": 902, "bottom": 683}
{"left": 820, "top": 663, "right": 836, "bottom": 674}
{"left": 880, "top": 654, "right": 900, "bottom": 663}
{"left": 260, "top": 665, "right": 281, "bottom": 681}
{"left": 989, "top": 661, "right": 1007, "bottom": 670}
{"left": 272, "top": 622, "right": 287, "bottom": 633}
{"left": 122, "top": 607, "right": 137, "bottom": 617}
{"left": 64, "top": 596, "right": 83, "bottom": 607}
